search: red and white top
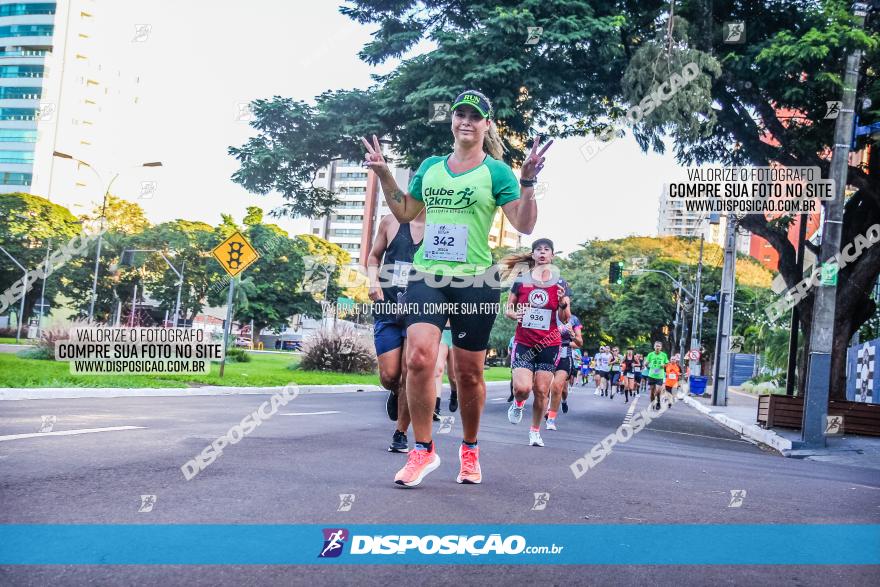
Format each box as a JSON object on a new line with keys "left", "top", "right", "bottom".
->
{"left": 511, "top": 276, "right": 572, "bottom": 348}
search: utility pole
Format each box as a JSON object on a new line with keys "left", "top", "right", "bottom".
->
{"left": 688, "top": 234, "right": 705, "bottom": 378}
{"left": 800, "top": 1, "right": 869, "bottom": 447}
{"left": 219, "top": 278, "right": 235, "bottom": 377}
{"left": 786, "top": 216, "right": 808, "bottom": 395}
{"left": 712, "top": 214, "right": 738, "bottom": 406}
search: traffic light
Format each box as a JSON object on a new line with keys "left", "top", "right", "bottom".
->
{"left": 608, "top": 261, "right": 624, "bottom": 285}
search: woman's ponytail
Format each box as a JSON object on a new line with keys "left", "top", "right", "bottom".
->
{"left": 484, "top": 121, "right": 505, "bottom": 159}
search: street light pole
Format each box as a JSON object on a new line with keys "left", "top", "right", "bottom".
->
{"left": 52, "top": 152, "right": 163, "bottom": 323}
{"left": 87, "top": 174, "right": 117, "bottom": 322}
{"left": 800, "top": 1, "right": 869, "bottom": 448}
{"left": 37, "top": 239, "right": 51, "bottom": 337}
{"left": 173, "top": 261, "right": 185, "bottom": 328}
{"left": 712, "top": 214, "right": 738, "bottom": 407}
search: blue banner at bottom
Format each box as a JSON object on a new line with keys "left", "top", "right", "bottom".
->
{"left": 1, "top": 525, "right": 877, "bottom": 565}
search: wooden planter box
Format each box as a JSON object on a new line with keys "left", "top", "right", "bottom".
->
{"left": 757, "top": 394, "right": 880, "bottom": 436}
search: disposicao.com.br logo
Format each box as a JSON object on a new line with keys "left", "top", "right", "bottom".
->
{"left": 319, "top": 528, "right": 563, "bottom": 557}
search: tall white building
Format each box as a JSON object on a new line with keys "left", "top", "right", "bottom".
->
{"left": 657, "top": 186, "right": 750, "bottom": 254}
{"left": 26, "top": 0, "right": 152, "bottom": 212}
{"left": 0, "top": 0, "right": 57, "bottom": 193}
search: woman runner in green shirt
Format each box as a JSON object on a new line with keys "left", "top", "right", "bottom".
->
{"left": 362, "top": 89, "right": 552, "bottom": 487}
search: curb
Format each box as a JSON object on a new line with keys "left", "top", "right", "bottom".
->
{"left": 0, "top": 384, "right": 384, "bottom": 401}
{"left": 680, "top": 394, "right": 793, "bottom": 455}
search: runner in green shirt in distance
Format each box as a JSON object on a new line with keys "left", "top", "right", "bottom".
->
{"left": 645, "top": 341, "right": 669, "bottom": 411}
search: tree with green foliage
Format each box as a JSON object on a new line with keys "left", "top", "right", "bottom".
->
{"left": 0, "top": 193, "right": 84, "bottom": 323}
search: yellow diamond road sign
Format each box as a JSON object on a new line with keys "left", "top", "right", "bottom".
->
{"left": 212, "top": 231, "right": 260, "bottom": 277}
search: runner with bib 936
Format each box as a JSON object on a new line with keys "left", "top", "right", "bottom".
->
{"left": 361, "top": 89, "right": 553, "bottom": 487}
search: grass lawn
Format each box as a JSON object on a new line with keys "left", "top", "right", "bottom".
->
{"left": 0, "top": 337, "right": 30, "bottom": 345}
{"left": 0, "top": 352, "right": 511, "bottom": 389}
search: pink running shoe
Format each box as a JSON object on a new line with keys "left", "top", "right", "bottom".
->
{"left": 394, "top": 446, "right": 440, "bottom": 487}
{"left": 456, "top": 443, "right": 482, "bottom": 484}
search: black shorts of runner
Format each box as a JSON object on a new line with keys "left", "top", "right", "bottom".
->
{"left": 555, "top": 355, "right": 571, "bottom": 375}
{"left": 648, "top": 376, "right": 664, "bottom": 387}
{"left": 610, "top": 371, "right": 621, "bottom": 385}
{"left": 634, "top": 373, "right": 642, "bottom": 383}
{"left": 511, "top": 342, "right": 560, "bottom": 373}
{"left": 404, "top": 269, "right": 501, "bottom": 352}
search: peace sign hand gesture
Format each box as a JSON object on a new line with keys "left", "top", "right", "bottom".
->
{"left": 520, "top": 137, "right": 553, "bottom": 180}
{"left": 360, "top": 135, "right": 389, "bottom": 175}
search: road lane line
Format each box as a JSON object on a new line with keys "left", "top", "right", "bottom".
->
{"left": 0, "top": 426, "right": 145, "bottom": 442}
{"left": 279, "top": 411, "right": 341, "bottom": 416}
{"left": 642, "top": 427, "right": 749, "bottom": 443}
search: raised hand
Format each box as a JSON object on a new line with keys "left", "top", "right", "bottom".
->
{"left": 360, "top": 135, "right": 389, "bottom": 175}
{"left": 520, "top": 136, "right": 554, "bottom": 180}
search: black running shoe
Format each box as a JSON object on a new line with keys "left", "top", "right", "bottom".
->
{"left": 386, "top": 390, "right": 398, "bottom": 421}
{"left": 562, "top": 400, "right": 569, "bottom": 414}
{"left": 449, "top": 391, "right": 458, "bottom": 413}
{"left": 433, "top": 397, "right": 441, "bottom": 421}
{"left": 388, "top": 430, "right": 408, "bottom": 453}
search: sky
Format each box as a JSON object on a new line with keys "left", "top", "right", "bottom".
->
{"left": 95, "top": 0, "right": 683, "bottom": 254}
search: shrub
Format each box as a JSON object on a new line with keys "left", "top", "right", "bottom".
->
{"left": 21, "top": 318, "right": 90, "bottom": 361}
{"left": 0, "top": 326, "right": 18, "bottom": 338}
{"left": 297, "top": 327, "right": 376, "bottom": 374}
{"left": 225, "top": 347, "right": 252, "bottom": 363}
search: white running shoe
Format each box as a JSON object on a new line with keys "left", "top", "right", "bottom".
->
{"left": 508, "top": 402, "right": 524, "bottom": 424}
{"left": 594, "top": 389, "right": 600, "bottom": 396}
{"left": 546, "top": 418, "right": 557, "bottom": 431}
{"left": 529, "top": 430, "right": 544, "bottom": 447}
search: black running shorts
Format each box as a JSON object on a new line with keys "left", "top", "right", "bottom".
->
{"left": 404, "top": 270, "right": 501, "bottom": 352}
{"left": 511, "top": 342, "right": 560, "bottom": 373}
{"left": 555, "top": 355, "right": 571, "bottom": 374}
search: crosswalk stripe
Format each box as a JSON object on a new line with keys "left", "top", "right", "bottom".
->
{"left": 623, "top": 397, "right": 639, "bottom": 424}
{"left": 279, "top": 411, "right": 341, "bottom": 416}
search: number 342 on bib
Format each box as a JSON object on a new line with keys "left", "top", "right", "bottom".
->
{"left": 424, "top": 224, "right": 468, "bottom": 262}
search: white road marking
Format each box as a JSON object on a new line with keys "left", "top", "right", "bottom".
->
{"left": 489, "top": 397, "right": 508, "bottom": 402}
{"left": 0, "top": 426, "right": 145, "bottom": 442}
{"left": 623, "top": 397, "right": 639, "bottom": 424}
{"left": 279, "top": 411, "right": 341, "bottom": 416}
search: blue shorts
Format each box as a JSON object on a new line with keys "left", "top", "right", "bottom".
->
{"left": 374, "top": 320, "right": 406, "bottom": 356}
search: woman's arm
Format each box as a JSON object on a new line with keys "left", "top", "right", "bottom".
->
{"left": 361, "top": 135, "right": 424, "bottom": 223}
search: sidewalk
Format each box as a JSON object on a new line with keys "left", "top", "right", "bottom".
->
{"left": 681, "top": 384, "right": 880, "bottom": 471}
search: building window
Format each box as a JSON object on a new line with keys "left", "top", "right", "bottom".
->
{"left": 0, "top": 4, "right": 57, "bottom": 17}
{"left": 0, "top": 172, "right": 32, "bottom": 185}
{"left": 0, "top": 150, "right": 34, "bottom": 164}
{"left": 312, "top": 228, "right": 320, "bottom": 234}
{"left": 0, "top": 65, "right": 45, "bottom": 78}
{"left": 0, "top": 25, "right": 53, "bottom": 38}
{"left": 336, "top": 172, "right": 368, "bottom": 180}
{"left": 0, "top": 87, "right": 41, "bottom": 100}
{"left": 0, "top": 129, "right": 37, "bottom": 142}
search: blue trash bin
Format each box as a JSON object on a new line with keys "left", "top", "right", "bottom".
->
{"left": 689, "top": 376, "right": 708, "bottom": 396}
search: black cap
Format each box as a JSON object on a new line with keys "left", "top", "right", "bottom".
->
{"left": 531, "top": 238, "right": 554, "bottom": 252}
{"left": 451, "top": 90, "right": 492, "bottom": 118}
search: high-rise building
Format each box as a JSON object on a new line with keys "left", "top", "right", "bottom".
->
{"left": 0, "top": 1, "right": 57, "bottom": 193}
{"left": 657, "top": 186, "right": 750, "bottom": 253}
{"left": 26, "top": 0, "right": 147, "bottom": 211}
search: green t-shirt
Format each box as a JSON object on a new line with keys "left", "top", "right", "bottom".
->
{"left": 645, "top": 351, "right": 669, "bottom": 378}
{"left": 408, "top": 154, "right": 520, "bottom": 276}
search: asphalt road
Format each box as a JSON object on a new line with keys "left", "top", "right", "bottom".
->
{"left": 1, "top": 380, "right": 878, "bottom": 585}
